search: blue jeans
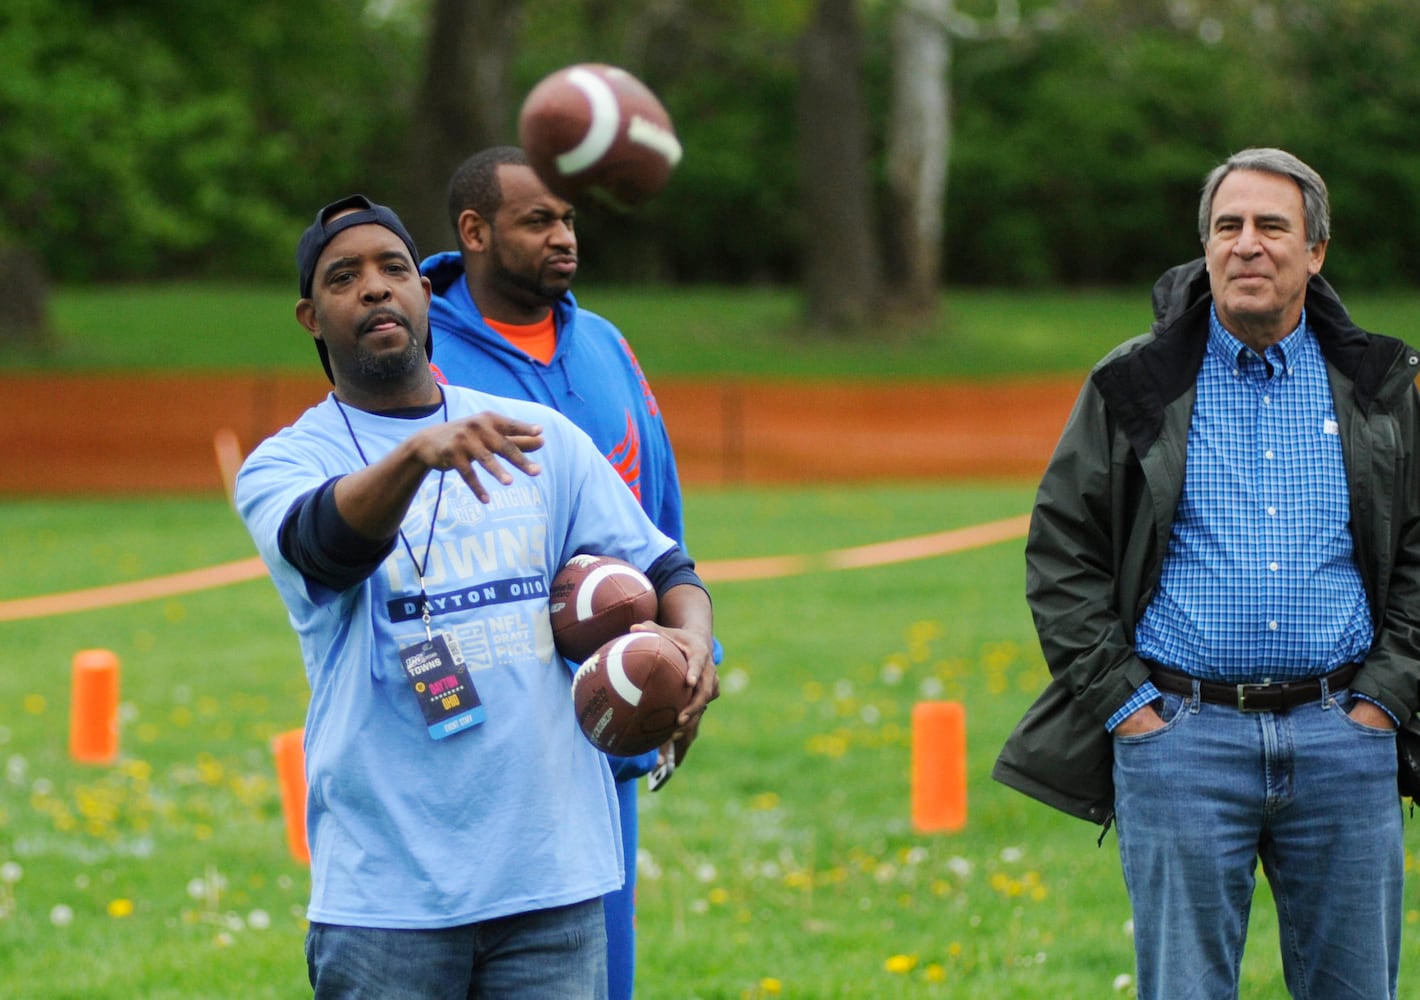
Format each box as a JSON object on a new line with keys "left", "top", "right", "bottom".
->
{"left": 306, "top": 898, "right": 608, "bottom": 999}
{"left": 1113, "top": 686, "right": 1403, "bottom": 1000}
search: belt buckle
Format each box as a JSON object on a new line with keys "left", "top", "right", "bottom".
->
{"left": 1236, "top": 678, "right": 1273, "bottom": 712}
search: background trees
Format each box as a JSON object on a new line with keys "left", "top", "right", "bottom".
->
{"left": 0, "top": 0, "right": 415, "bottom": 300}
{"left": 5, "top": 0, "right": 1420, "bottom": 311}
{"left": 401, "top": 0, "right": 521, "bottom": 254}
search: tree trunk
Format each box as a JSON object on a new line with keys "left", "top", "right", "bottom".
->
{"left": 0, "top": 241, "right": 50, "bottom": 349}
{"left": 402, "top": 0, "right": 521, "bottom": 256}
{"left": 796, "top": 0, "right": 881, "bottom": 334}
{"left": 886, "top": 0, "right": 951, "bottom": 318}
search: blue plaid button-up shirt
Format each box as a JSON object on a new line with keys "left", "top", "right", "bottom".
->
{"left": 1109, "top": 306, "right": 1373, "bottom": 729}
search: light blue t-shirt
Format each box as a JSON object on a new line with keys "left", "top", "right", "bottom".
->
{"left": 236, "top": 385, "right": 677, "bottom": 928}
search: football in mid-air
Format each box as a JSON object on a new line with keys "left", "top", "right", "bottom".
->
{"left": 550, "top": 554, "right": 659, "bottom": 662}
{"left": 518, "top": 63, "right": 682, "bottom": 210}
{"left": 572, "top": 632, "right": 691, "bottom": 756}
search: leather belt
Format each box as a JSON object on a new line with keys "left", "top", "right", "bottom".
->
{"left": 1148, "top": 662, "right": 1360, "bottom": 713}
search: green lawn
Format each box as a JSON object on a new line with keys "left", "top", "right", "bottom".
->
{"left": 19, "top": 282, "right": 1146, "bottom": 377}
{"left": 14, "top": 281, "right": 1420, "bottom": 380}
{"left": 4, "top": 282, "right": 1420, "bottom": 996}
{"left": 3, "top": 487, "right": 1419, "bottom": 998}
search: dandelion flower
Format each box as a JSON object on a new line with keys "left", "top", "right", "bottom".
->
{"left": 1113, "top": 973, "right": 1134, "bottom": 992}
{"left": 0, "top": 861, "right": 21, "bottom": 884}
{"left": 884, "top": 953, "right": 918, "bottom": 974}
{"left": 107, "top": 898, "right": 135, "bottom": 918}
{"left": 50, "top": 904, "right": 74, "bottom": 928}
{"left": 119, "top": 760, "right": 153, "bottom": 782}
{"left": 783, "top": 870, "right": 812, "bottom": 891}
{"left": 759, "top": 978, "right": 782, "bottom": 996}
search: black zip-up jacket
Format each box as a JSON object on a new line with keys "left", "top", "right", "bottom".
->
{"left": 994, "top": 259, "right": 1420, "bottom": 824}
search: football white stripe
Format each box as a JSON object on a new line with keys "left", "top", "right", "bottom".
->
{"left": 627, "top": 114, "right": 682, "bottom": 167}
{"left": 558, "top": 68, "right": 620, "bottom": 175}
{"left": 605, "top": 634, "right": 646, "bottom": 706}
{"left": 575, "top": 564, "right": 652, "bottom": 621}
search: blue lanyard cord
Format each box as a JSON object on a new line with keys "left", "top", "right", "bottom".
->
{"left": 333, "top": 390, "right": 449, "bottom": 640}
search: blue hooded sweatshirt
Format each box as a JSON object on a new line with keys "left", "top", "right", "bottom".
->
{"left": 421, "top": 251, "right": 686, "bottom": 548}
{"left": 422, "top": 250, "right": 702, "bottom": 783}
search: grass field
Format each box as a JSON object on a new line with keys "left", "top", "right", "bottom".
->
{"left": 5, "top": 283, "right": 1420, "bottom": 995}
{"left": 15, "top": 281, "right": 1420, "bottom": 380}
{"left": 16, "top": 282, "right": 1145, "bottom": 378}
{"left": 4, "top": 485, "right": 1420, "bottom": 998}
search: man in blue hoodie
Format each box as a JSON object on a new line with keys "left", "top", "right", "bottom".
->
{"left": 421, "top": 146, "right": 712, "bottom": 1000}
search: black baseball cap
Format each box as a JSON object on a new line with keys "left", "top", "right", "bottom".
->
{"left": 296, "top": 194, "right": 430, "bottom": 381}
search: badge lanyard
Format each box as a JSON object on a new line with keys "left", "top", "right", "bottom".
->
{"left": 332, "top": 389, "right": 486, "bottom": 740}
{"left": 333, "top": 390, "right": 448, "bottom": 640}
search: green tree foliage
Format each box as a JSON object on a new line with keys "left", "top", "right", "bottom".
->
{"left": 947, "top": 0, "right": 1420, "bottom": 288}
{"left": 6, "top": 0, "right": 1420, "bottom": 289}
{"left": 949, "top": 26, "right": 1221, "bottom": 285}
{"left": 1277, "top": 0, "right": 1420, "bottom": 289}
{"left": 0, "top": 0, "right": 419, "bottom": 282}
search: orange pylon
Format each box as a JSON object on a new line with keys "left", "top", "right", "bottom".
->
{"left": 911, "top": 701, "right": 967, "bottom": 833}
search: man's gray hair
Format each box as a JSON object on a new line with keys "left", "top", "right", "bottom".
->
{"left": 1197, "top": 147, "right": 1330, "bottom": 249}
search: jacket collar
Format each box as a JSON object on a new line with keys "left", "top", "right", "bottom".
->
{"left": 1094, "top": 258, "right": 1404, "bottom": 456}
